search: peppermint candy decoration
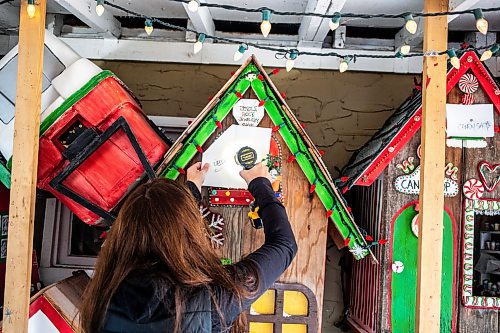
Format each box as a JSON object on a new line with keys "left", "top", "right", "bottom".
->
{"left": 463, "top": 178, "right": 485, "bottom": 200}
{"left": 461, "top": 93, "right": 474, "bottom": 105}
{"left": 459, "top": 73, "right": 479, "bottom": 94}
{"left": 392, "top": 261, "right": 404, "bottom": 274}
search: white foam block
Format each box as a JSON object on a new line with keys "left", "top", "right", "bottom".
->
{"left": 41, "top": 96, "right": 65, "bottom": 122}
{"left": 41, "top": 85, "right": 60, "bottom": 113}
{"left": 0, "top": 121, "right": 14, "bottom": 161}
{"left": 51, "top": 58, "right": 102, "bottom": 99}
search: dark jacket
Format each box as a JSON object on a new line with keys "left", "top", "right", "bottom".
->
{"left": 101, "top": 177, "right": 297, "bottom": 333}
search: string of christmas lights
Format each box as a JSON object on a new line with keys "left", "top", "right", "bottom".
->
{"left": 176, "top": 0, "right": 500, "bottom": 20}
{"left": 98, "top": 1, "right": 500, "bottom": 72}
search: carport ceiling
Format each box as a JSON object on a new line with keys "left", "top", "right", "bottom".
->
{"left": 0, "top": 0, "right": 498, "bottom": 73}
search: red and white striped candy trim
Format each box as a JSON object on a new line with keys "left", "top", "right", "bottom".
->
{"left": 459, "top": 73, "right": 479, "bottom": 94}
{"left": 461, "top": 93, "right": 474, "bottom": 105}
{"left": 463, "top": 178, "right": 484, "bottom": 200}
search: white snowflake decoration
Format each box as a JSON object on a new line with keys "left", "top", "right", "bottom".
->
{"left": 349, "top": 244, "right": 368, "bottom": 258}
{"left": 200, "top": 205, "right": 225, "bottom": 249}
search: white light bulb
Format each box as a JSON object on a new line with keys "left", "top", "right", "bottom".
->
{"left": 27, "top": 4, "right": 36, "bottom": 18}
{"left": 339, "top": 60, "right": 349, "bottom": 73}
{"left": 480, "top": 49, "right": 493, "bottom": 62}
{"left": 476, "top": 18, "right": 488, "bottom": 35}
{"left": 450, "top": 57, "right": 460, "bottom": 70}
{"left": 145, "top": 26, "right": 153, "bottom": 35}
{"left": 405, "top": 19, "right": 417, "bottom": 34}
{"left": 286, "top": 59, "right": 295, "bottom": 72}
{"left": 400, "top": 44, "right": 411, "bottom": 55}
{"left": 234, "top": 50, "right": 244, "bottom": 61}
{"left": 187, "top": 0, "right": 199, "bottom": 12}
{"left": 193, "top": 41, "right": 203, "bottom": 54}
{"left": 96, "top": 4, "right": 105, "bottom": 16}
{"left": 261, "top": 20, "right": 271, "bottom": 38}
{"left": 329, "top": 20, "right": 340, "bottom": 31}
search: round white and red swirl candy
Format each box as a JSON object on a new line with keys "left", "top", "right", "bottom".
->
{"left": 459, "top": 73, "right": 479, "bottom": 94}
{"left": 463, "top": 179, "right": 485, "bottom": 199}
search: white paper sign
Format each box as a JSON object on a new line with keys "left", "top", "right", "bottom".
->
{"left": 28, "top": 311, "right": 60, "bottom": 333}
{"left": 446, "top": 104, "right": 494, "bottom": 138}
{"left": 201, "top": 125, "right": 271, "bottom": 189}
{"left": 232, "top": 99, "right": 265, "bottom": 127}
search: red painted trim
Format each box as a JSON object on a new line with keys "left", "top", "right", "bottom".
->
{"left": 209, "top": 189, "right": 254, "bottom": 205}
{"left": 29, "top": 296, "right": 74, "bottom": 332}
{"left": 353, "top": 108, "right": 422, "bottom": 187}
{"left": 355, "top": 51, "right": 500, "bottom": 187}
{"left": 387, "top": 201, "right": 457, "bottom": 332}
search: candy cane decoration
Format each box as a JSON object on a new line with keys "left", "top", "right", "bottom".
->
{"left": 444, "top": 162, "right": 459, "bottom": 180}
{"left": 461, "top": 93, "right": 474, "bottom": 105}
{"left": 396, "top": 157, "right": 415, "bottom": 174}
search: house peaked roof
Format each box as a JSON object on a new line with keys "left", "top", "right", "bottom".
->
{"left": 158, "top": 55, "right": 373, "bottom": 260}
{"left": 341, "top": 50, "right": 500, "bottom": 190}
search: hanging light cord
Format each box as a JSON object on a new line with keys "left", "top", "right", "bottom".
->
{"left": 167, "top": 0, "right": 500, "bottom": 19}
{"left": 103, "top": 1, "right": 498, "bottom": 60}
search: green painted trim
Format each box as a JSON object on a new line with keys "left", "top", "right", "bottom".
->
{"left": 0, "top": 162, "right": 10, "bottom": 189}
{"left": 160, "top": 62, "right": 367, "bottom": 258}
{"left": 391, "top": 206, "right": 453, "bottom": 332}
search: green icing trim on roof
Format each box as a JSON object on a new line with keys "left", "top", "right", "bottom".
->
{"left": 160, "top": 61, "right": 368, "bottom": 259}
{"left": 0, "top": 162, "right": 10, "bottom": 189}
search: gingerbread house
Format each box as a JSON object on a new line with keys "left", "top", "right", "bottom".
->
{"left": 158, "top": 55, "right": 374, "bottom": 333}
{"left": 340, "top": 50, "right": 500, "bottom": 333}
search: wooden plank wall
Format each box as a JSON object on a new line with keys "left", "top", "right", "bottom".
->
{"left": 348, "top": 179, "right": 384, "bottom": 333}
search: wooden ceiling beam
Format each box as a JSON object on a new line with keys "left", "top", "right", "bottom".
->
{"left": 51, "top": 0, "right": 121, "bottom": 39}
{"left": 298, "top": 0, "right": 347, "bottom": 45}
{"left": 0, "top": 3, "right": 20, "bottom": 30}
{"left": 182, "top": 0, "right": 215, "bottom": 36}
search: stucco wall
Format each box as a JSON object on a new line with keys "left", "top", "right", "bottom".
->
{"left": 94, "top": 61, "right": 415, "bottom": 177}
{"left": 94, "top": 60, "right": 415, "bottom": 332}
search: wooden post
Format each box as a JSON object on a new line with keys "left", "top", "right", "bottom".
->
{"left": 2, "top": 1, "right": 46, "bottom": 332}
{"left": 416, "top": 0, "right": 448, "bottom": 332}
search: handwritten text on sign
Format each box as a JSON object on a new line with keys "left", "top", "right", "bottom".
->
{"left": 446, "top": 104, "right": 494, "bottom": 138}
{"left": 232, "top": 99, "right": 265, "bottom": 127}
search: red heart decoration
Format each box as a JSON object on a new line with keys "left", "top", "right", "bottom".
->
{"left": 477, "top": 161, "right": 500, "bottom": 192}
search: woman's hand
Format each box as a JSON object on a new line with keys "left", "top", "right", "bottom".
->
{"left": 239, "top": 162, "right": 272, "bottom": 185}
{"left": 187, "top": 162, "right": 209, "bottom": 192}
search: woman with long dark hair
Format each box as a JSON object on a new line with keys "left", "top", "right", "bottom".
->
{"left": 79, "top": 162, "right": 297, "bottom": 333}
